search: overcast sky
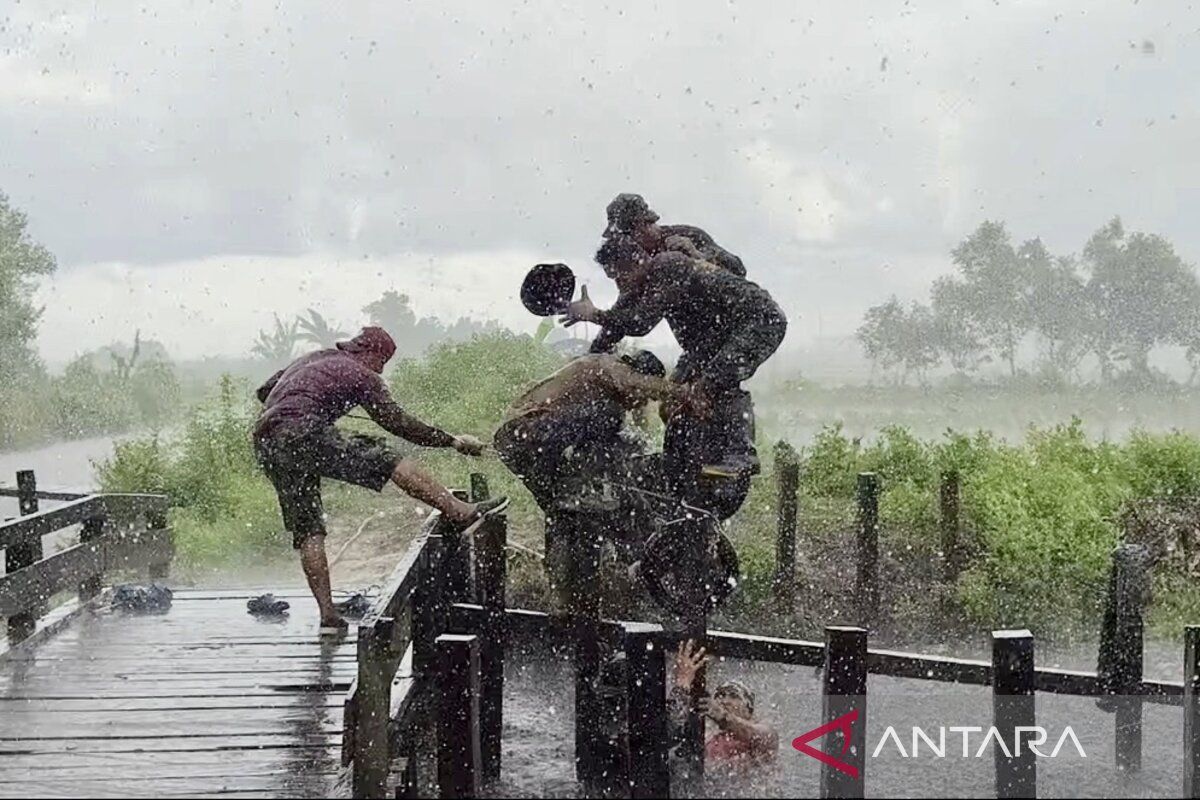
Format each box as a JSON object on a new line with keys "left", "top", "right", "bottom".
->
{"left": 1, "top": 0, "right": 1195, "bottom": 364}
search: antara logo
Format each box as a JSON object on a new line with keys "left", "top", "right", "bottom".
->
{"left": 792, "top": 711, "right": 1086, "bottom": 777}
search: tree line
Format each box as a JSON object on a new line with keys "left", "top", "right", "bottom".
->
{"left": 856, "top": 218, "right": 1200, "bottom": 387}
{"left": 250, "top": 292, "right": 502, "bottom": 369}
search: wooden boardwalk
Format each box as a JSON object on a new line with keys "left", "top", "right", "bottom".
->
{"left": 0, "top": 589, "right": 354, "bottom": 799}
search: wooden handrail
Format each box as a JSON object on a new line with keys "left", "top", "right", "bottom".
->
{"left": 0, "top": 493, "right": 168, "bottom": 551}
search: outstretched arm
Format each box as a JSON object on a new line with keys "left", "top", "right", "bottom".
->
{"left": 363, "top": 398, "right": 457, "bottom": 449}
{"left": 602, "top": 360, "right": 677, "bottom": 407}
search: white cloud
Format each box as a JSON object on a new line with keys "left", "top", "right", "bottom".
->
{"left": 34, "top": 250, "right": 565, "bottom": 364}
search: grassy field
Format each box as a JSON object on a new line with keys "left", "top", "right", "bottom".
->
{"left": 93, "top": 335, "right": 1200, "bottom": 645}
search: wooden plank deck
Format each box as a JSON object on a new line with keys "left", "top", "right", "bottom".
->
{"left": 0, "top": 589, "right": 354, "bottom": 798}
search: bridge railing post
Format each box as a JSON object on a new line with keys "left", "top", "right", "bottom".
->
{"left": 939, "top": 470, "right": 961, "bottom": 582}
{"left": 435, "top": 633, "right": 482, "bottom": 799}
{"left": 820, "top": 625, "right": 868, "bottom": 799}
{"left": 77, "top": 515, "right": 105, "bottom": 603}
{"left": 1185, "top": 626, "right": 1200, "bottom": 798}
{"left": 570, "top": 515, "right": 604, "bottom": 786}
{"left": 1097, "top": 544, "right": 1150, "bottom": 773}
{"left": 855, "top": 473, "right": 880, "bottom": 624}
{"left": 774, "top": 441, "right": 800, "bottom": 608}
{"left": 625, "top": 623, "right": 669, "bottom": 799}
{"left": 353, "top": 619, "right": 395, "bottom": 799}
{"left": 6, "top": 470, "right": 44, "bottom": 642}
{"left": 993, "top": 629, "right": 1036, "bottom": 799}
{"left": 475, "top": 511, "right": 507, "bottom": 783}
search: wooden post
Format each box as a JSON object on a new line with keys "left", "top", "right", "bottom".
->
{"left": 774, "top": 441, "right": 800, "bottom": 608}
{"left": 77, "top": 515, "right": 105, "bottom": 602}
{"left": 476, "top": 513, "right": 507, "bottom": 783}
{"left": 6, "top": 470, "right": 43, "bottom": 642}
{"left": 939, "top": 470, "right": 961, "bottom": 581}
{"left": 444, "top": 489, "right": 472, "bottom": 603}
{"left": 626, "top": 624, "right": 669, "bottom": 799}
{"left": 353, "top": 620, "right": 395, "bottom": 800}
{"left": 470, "top": 472, "right": 489, "bottom": 503}
{"left": 413, "top": 534, "right": 447, "bottom": 676}
{"left": 147, "top": 508, "right": 171, "bottom": 580}
{"left": 1096, "top": 544, "right": 1150, "bottom": 773}
{"left": 571, "top": 516, "right": 604, "bottom": 786}
{"left": 855, "top": 473, "right": 880, "bottom": 624}
{"left": 436, "top": 633, "right": 482, "bottom": 799}
{"left": 820, "top": 626, "right": 867, "bottom": 799}
{"left": 992, "top": 629, "right": 1036, "bottom": 799}
{"left": 1184, "top": 626, "right": 1200, "bottom": 798}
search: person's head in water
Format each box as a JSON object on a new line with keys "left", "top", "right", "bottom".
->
{"left": 604, "top": 193, "right": 664, "bottom": 253}
{"left": 595, "top": 234, "right": 652, "bottom": 290}
{"left": 713, "top": 680, "right": 755, "bottom": 722}
{"left": 336, "top": 326, "right": 397, "bottom": 373}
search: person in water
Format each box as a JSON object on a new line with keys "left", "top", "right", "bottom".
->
{"left": 254, "top": 326, "right": 504, "bottom": 633}
{"left": 671, "top": 639, "right": 779, "bottom": 769}
{"left": 493, "top": 349, "right": 684, "bottom": 610}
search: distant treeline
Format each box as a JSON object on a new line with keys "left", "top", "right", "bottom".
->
{"left": 0, "top": 190, "right": 508, "bottom": 450}
{"left": 857, "top": 218, "right": 1200, "bottom": 387}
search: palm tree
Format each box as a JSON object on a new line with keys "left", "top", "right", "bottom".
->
{"left": 296, "top": 308, "right": 348, "bottom": 349}
{"left": 253, "top": 315, "right": 301, "bottom": 363}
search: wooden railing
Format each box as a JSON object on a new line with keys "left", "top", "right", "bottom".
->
{"left": 342, "top": 478, "right": 507, "bottom": 799}
{"left": 343, "top": 462, "right": 1194, "bottom": 799}
{"left": 0, "top": 469, "right": 172, "bottom": 647}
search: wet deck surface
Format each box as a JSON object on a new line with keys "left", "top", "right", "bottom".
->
{"left": 0, "top": 590, "right": 352, "bottom": 798}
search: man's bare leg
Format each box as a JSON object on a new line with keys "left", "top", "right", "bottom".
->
{"left": 299, "top": 535, "right": 346, "bottom": 629}
{"left": 390, "top": 458, "right": 479, "bottom": 522}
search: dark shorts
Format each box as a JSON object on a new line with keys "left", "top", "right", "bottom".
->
{"left": 493, "top": 405, "right": 626, "bottom": 511}
{"left": 254, "top": 427, "right": 399, "bottom": 547}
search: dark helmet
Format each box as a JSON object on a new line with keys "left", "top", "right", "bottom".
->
{"left": 520, "top": 263, "right": 576, "bottom": 317}
{"left": 604, "top": 193, "right": 659, "bottom": 237}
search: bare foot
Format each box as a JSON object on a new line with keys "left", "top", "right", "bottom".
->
{"left": 319, "top": 615, "right": 349, "bottom": 636}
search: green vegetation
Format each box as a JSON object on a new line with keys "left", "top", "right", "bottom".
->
{"left": 94, "top": 327, "right": 1200, "bottom": 643}
{"left": 723, "top": 420, "right": 1200, "bottom": 641}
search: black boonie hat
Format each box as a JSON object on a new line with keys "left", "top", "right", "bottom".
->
{"left": 520, "top": 263, "right": 576, "bottom": 317}
{"left": 604, "top": 193, "right": 659, "bottom": 237}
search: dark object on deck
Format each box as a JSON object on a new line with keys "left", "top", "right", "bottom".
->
{"left": 855, "top": 472, "right": 880, "bottom": 624}
{"left": 334, "top": 591, "right": 373, "bottom": 619}
{"left": 247, "top": 593, "right": 290, "bottom": 617}
{"left": 1096, "top": 543, "right": 1151, "bottom": 772}
{"left": 111, "top": 583, "right": 173, "bottom": 613}
{"left": 820, "top": 626, "right": 868, "bottom": 799}
{"left": 993, "top": 629, "right": 1036, "bottom": 799}
{"left": 774, "top": 441, "right": 800, "bottom": 607}
{"left": 1185, "top": 626, "right": 1200, "bottom": 798}
{"left": 520, "top": 263, "right": 576, "bottom": 316}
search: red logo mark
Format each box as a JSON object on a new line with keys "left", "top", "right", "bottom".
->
{"left": 792, "top": 709, "right": 861, "bottom": 779}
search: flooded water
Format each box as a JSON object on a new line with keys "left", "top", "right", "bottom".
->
{"left": 0, "top": 435, "right": 116, "bottom": 559}
{"left": 499, "top": 651, "right": 1187, "bottom": 799}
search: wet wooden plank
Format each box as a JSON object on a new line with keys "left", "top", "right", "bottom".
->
{"left": 0, "top": 588, "right": 349, "bottom": 798}
{"left": 0, "top": 732, "right": 342, "bottom": 755}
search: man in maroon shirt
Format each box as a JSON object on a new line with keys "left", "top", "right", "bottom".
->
{"left": 254, "top": 326, "right": 503, "bottom": 632}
